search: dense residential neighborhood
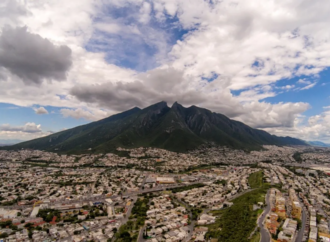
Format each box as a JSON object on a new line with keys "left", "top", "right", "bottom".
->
{"left": 1, "top": 145, "right": 330, "bottom": 241}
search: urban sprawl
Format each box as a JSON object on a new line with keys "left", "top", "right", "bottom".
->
{"left": 1, "top": 145, "right": 330, "bottom": 242}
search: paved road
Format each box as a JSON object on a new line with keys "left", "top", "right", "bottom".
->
{"left": 228, "top": 188, "right": 255, "bottom": 201}
{"left": 174, "top": 197, "right": 195, "bottom": 242}
{"left": 296, "top": 205, "right": 307, "bottom": 242}
{"left": 258, "top": 189, "right": 271, "bottom": 242}
{"left": 0, "top": 181, "right": 206, "bottom": 210}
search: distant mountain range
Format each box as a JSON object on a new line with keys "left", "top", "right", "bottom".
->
{"left": 0, "top": 139, "right": 23, "bottom": 147}
{"left": 3, "top": 101, "right": 307, "bottom": 153}
{"left": 307, "top": 141, "right": 330, "bottom": 148}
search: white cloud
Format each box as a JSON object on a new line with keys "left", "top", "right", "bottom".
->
{"left": 34, "top": 107, "right": 48, "bottom": 115}
{"left": 60, "top": 108, "right": 109, "bottom": 121}
{"left": 278, "top": 85, "right": 295, "bottom": 90}
{"left": 297, "top": 79, "right": 311, "bottom": 85}
{"left": 299, "top": 82, "right": 317, "bottom": 90}
{"left": 264, "top": 110, "right": 330, "bottom": 142}
{"left": 94, "top": 22, "right": 121, "bottom": 34}
{"left": 0, "top": 122, "right": 42, "bottom": 133}
{"left": 155, "top": 0, "right": 330, "bottom": 90}
{"left": 0, "top": 0, "right": 330, "bottom": 141}
{"left": 0, "top": 123, "right": 42, "bottom": 133}
{"left": 0, "top": 122, "right": 52, "bottom": 141}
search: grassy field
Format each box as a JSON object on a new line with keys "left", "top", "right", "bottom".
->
{"left": 248, "top": 170, "right": 264, "bottom": 188}
{"left": 249, "top": 232, "right": 260, "bottom": 242}
{"left": 204, "top": 171, "right": 269, "bottom": 242}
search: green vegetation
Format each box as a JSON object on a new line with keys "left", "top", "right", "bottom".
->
{"left": 316, "top": 214, "right": 323, "bottom": 224}
{"left": 37, "top": 209, "right": 61, "bottom": 222}
{"left": 0, "top": 233, "right": 8, "bottom": 238}
{"left": 249, "top": 232, "right": 260, "bottom": 242}
{"left": 191, "top": 208, "right": 203, "bottom": 220}
{"left": 114, "top": 224, "right": 137, "bottom": 242}
{"left": 248, "top": 170, "right": 264, "bottom": 188}
{"left": 293, "top": 152, "right": 303, "bottom": 162}
{"left": 25, "top": 158, "right": 49, "bottom": 163}
{"left": 1, "top": 199, "right": 17, "bottom": 206}
{"left": 214, "top": 179, "right": 227, "bottom": 186}
{"left": 52, "top": 181, "right": 94, "bottom": 186}
{"left": 285, "top": 166, "right": 304, "bottom": 177}
{"left": 0, "top": 220, "right": 18, "bottom": 230}
{"left": 169, "top": 183, "right": 205, "bottom": 193}
{"left": 114, "top": 197, "right": 150, "bottom": 242}
{"left": 131, "top": 197, "right": 150, "bottom": 226}
{"left": 296, "top": 218, "right": 302, "bottom": 230}
{"left": 205, "top": 171, "right": 269, "bottom": 242}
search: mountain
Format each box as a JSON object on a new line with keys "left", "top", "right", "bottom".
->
{"left": 4, "top": 102, "right": 307, "bottom": 153}
{"left": 307, "top": 141, "right": 330, "bottom": 147}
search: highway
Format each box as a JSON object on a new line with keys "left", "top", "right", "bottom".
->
{"left": 258, "top": 189, "right": 271, "bottom": 242}
{"left": 0, "top": 181, "right": 206, "bottom": 210}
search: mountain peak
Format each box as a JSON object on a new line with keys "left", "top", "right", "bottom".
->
{"left": 156, "top": 101, "right": 168, "bottom": 108}
{"left": 171, "top": 101, "right": 183, "bottom": 109}
{"left": 142, "top": 101, "right": 168, "bottom": 111}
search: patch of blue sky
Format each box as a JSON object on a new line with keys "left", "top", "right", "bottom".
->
{"left": 264, "top": 67, "right": 330, "bottom": 116}
{"left": 85, "top": 3, "right": 189, "bottom": 71}
{"left": 159, "top": 13, "right": 190, "bottom": 42}
{"left": 202, "top": 72, "right": 219, "bottom": 83}
{"left": 230, "top": 67, "right": 330, "bottom": 117}
{"left": 0, "top": 103, "right": 88, "bottom": 133}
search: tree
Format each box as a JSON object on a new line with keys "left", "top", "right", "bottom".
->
{"left": 120, "top": 231, "right": 131, "bottom": 240}
{"left": 0, "top": 233, "right": 8, "bottom": 238}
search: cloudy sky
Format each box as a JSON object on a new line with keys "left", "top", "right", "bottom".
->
{"left": 1, "top": 0, "right": 330, "bottom": 143}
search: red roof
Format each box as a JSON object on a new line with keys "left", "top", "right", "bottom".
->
{"left": 49, "top": 216, "right": 57, "bottom": 225}
{"left": 33, "top": 221, "right": 46, "bottom": 227}
{"left": 0, "top": 219, "right": 11, "bottom": 222}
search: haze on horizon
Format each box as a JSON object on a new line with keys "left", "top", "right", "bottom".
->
{"left": 1, "top": 0, "right": 330, "bottom": 144}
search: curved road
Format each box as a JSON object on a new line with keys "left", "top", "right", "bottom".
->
{"left": 258, "top": 189, "right": 271, "bottom": 242}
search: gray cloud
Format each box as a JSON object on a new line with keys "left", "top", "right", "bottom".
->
{"left": 0, "top": 0, "right": 28, "bottom": 26}
{"left": 70, "top": 67, "right": 309, "bottom": 129}
{"left": 0, "top": 26, "right": 72, "bottom": 84}
{"left": 0, "top": 123, "right": 42, "bottom": 133}
{"left": 70, "top": 68, "right": 207, "bottom": 111}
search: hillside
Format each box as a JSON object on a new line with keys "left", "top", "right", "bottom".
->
{"left": 5, "top": 101, "right": 307, "bottom": 153}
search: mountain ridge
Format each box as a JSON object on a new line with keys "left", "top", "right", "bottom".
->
{"left": 4, "top": 102, "right": 308, "bottom": 153}
{"left": 307, "top": 141, "right": 330, "bottom": 147}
